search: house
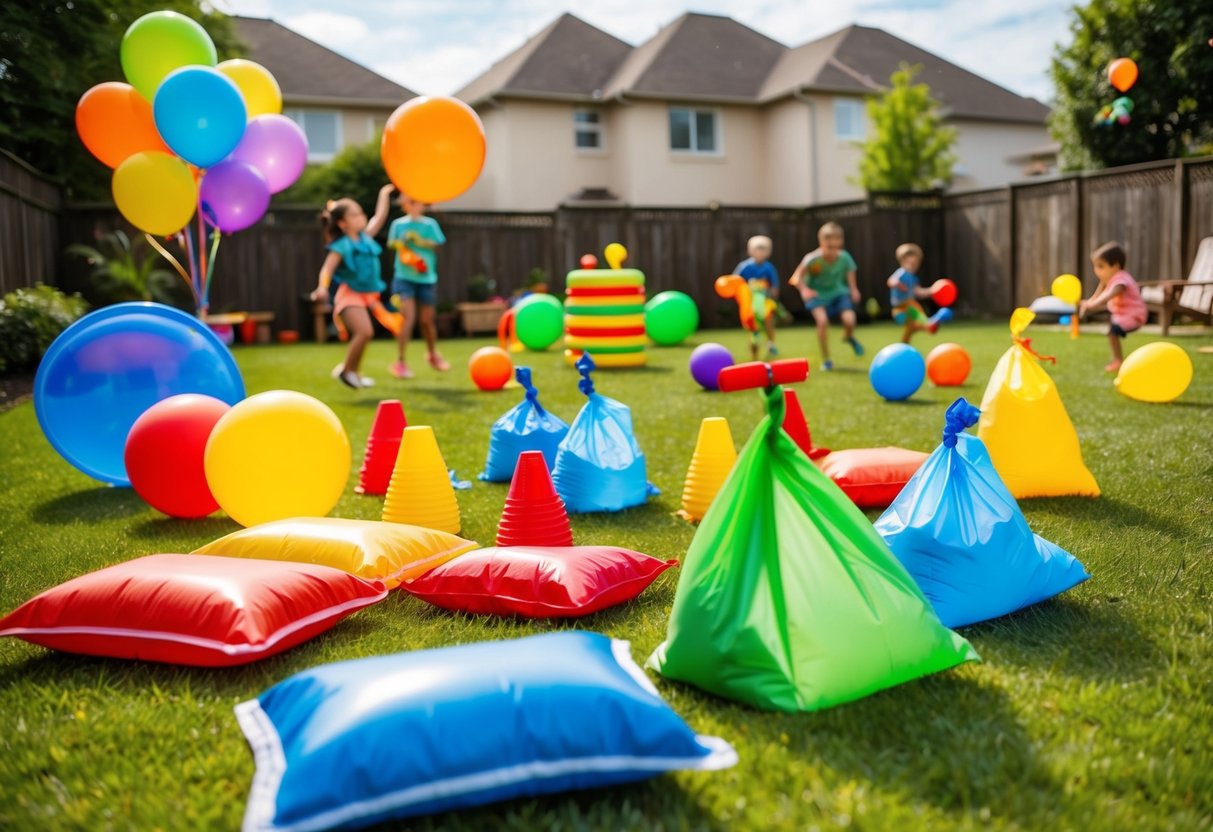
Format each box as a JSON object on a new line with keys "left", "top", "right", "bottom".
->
{"left": 450, "top": 13, "right": 1052, "bottom": 211}
{"left": 231, "top": 16, "right": 416, "bottom": 162}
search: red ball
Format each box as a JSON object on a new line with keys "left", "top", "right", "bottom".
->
{"left": 931, "top": 278, "right": 958, "bottom": 307}
{"left": 124, "top": 394, "right": 231, "bottom": 518}
{"left": 579, "top": 254, "right": 598, "bottom": 269}
{"left": 468, "top": 346, "right": 513, "bottom": 391}
{"left": 926, "top": 342, "right": 971, "bottom": 387}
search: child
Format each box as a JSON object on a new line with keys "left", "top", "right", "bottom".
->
{"left": 388, "top": 194, "right": 448, "bottom": 378}
{"left": 789, "top": 221, "right": 863, "bottom": 370}
{"left": 310, "top": 184, "right": 395, "bottom": 388}
{"left": 1078, "top": 241, "right": 1146, "bottom": 372}
{"left": 734, "top": 234, "right": 779, "bottom": 360}
{"left": 887, "top": 242, "right": 945, "bottom": 343}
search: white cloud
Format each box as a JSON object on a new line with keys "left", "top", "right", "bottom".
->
{"left": 281, "top": 10, "right": 371, "bottom": 50}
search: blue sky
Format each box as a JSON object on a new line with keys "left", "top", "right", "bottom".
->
{"left": 210, "top": 0, "right": 1074, "bottom": 102}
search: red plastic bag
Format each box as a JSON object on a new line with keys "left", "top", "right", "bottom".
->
{"left": 0, "top": 554, "right": 386, "bottom": 666}
{"left": 816, "top": 447, "right": 928, "bottom": 509}
{"left": 402, "top": 546, "right": 677, "bottom": 618}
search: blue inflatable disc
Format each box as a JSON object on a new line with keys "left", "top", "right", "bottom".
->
{"left": 34, "top": 302, "right": 245, "bottom": 486}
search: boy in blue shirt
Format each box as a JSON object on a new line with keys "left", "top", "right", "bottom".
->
{"left": 887, "top": 242, "right": 945, "bottom": 344}
{"left": 388, "top": 194, "right": 448, "bottom": 378}
{"left": 734, "top": 235, "right": 779, "bottom": 360}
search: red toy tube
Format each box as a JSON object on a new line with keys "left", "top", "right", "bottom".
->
{"left": 717, "top": 359, "right": 808, "bottom": 392}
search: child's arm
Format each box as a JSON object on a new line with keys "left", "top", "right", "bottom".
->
{"left": 310, "top": 251, "right": 343, "bottom": 301}
{"left": 364, "top": 184, "right": 395, "bottom": 238}
{"left": 913, "top": 285, "right": 932, "bottom": 299}
{"left": 789, "top": 258, "right": 815, "bottom": 298}
{"left": 847, "top": 269, "right": 861, "bottom": 303}
{"left": 886, "top": 272, "right": 908, "bottom": 289}
{"left": 1078, "top": 283, "right": 1124, "bottom": 317}
{"left": 406, "top": 222, "right": 445, "bottom": 250}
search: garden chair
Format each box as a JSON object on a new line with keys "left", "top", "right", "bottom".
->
{"left": 1139, "top": 237, "right": 1213, "bottom": 334}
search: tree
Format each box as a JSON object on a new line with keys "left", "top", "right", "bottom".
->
{"left": 0, "top": 2, "right": 240, "bottom": 198}
{"left": 855, "top": 65, "right": 957, "bottom": 193}
{"left": 1050, "top": 0, "right": 1213, "bottom": 170}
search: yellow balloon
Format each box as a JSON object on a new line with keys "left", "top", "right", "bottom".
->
{"left": 112, "top": 151, "right": 198, "bottom": 236}
{"left": 604, "top": 242, "right": 628, "bottom": 270}
{"left": 1009, "top": 307, "right": 1035, "bottom": 338}
{"left": 204, "top": 390, "right": 351, "bottom": 527}
{"left": 1115, "top": 342, "right": 1193, "bottom": 403}
{"left": 217, "top": 59, "right": 282, "bottom": 118}
{"left": 1052, "top": 274, "right": 1082, "bottom": 305}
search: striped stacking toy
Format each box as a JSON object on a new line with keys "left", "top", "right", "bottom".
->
{"left": 563, "top": 243, "right": 647, "bottom": 368}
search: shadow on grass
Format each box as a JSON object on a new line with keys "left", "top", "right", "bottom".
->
{"left": 30, "top": 486, "right": 146, "bottom": 525}
{"left": 127, "top": 515, "right": 239, "bottom": 542}
{"left": 1028, "top": 494, "right": 1193, "bottom": 541}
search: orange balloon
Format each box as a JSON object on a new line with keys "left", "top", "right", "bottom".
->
{"left": 468, "top": 346, "right": 512, "bottom": 391}
{"left": 76, "top": 82, "right": 170, "bottom": 169}
{"left": 926, "top": 342, "right": 971, "bottom": 387}
{"left": 381, "top": 96, "right": 485, "bottom": 203}
{"left": 1108, "top": 58, "right": 1138, "bottom": 93}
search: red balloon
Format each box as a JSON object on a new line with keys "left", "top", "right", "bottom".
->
{"left": 926, "top": 343, "right": 971, "bottom": 387}
{"left": 579, "top": 254, "right": 598, "bottom": 269}
{"left": 931, "top": 278, "right": 958, "bottom": 307}
{"left": 124, "top": 394, "right": 231, "bottom": 518}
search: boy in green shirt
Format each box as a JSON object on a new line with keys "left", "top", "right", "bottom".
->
{"left": 789, "top": 221, "right": 864, "bottom": 370}
{"left": 387, "top": 194, "right": 448, "bottom": 378}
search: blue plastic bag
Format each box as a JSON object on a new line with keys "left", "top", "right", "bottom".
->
{"left": 874, "top": 398, "right": 1089, "bottom": 628}
{"left": 235, "top": 631, "right": 736, "bottom": 831}
{"left": 552, "top": 354, "right": 657, "bottom": 513}
{"left": 480, "top": 367, "right": 569, "bottom": 482}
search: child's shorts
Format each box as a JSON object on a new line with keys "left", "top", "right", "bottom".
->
{"left": 1109, "top": 318, "right": 1143, "bottom": 338}
{"left": 805, "top": 294, "right": 853, "bottom": 319}
{"left": 393, "top": 279, "right": 437, "bottom": 307}
{"left": 333, "top": 283, "right": 384, "bottom": 319}
{"left": 892, "top": 301, "right": 927, "bottom": 325}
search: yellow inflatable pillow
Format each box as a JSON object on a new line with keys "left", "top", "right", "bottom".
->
{"left": 977, "top": 310, "right": 1099, "bottom": 499}
{"left": 193, "top": 517, "right": 477, "bottom": 589}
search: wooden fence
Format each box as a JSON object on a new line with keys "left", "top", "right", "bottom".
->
{"left": 7, "top": 154, "right": 1213, "bottom": 333}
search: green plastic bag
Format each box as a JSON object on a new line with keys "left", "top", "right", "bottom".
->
{"left": 648, "top": 385, "right": 978, "bottom": 712}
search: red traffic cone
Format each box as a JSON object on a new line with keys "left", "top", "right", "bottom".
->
{"left": 497, "top": 450, "right": 573, "bottom": 547}
{"left": 782, "top": 389, "right": 829, "bottom": 460}
{"left": 355, "top": 400, "right": 407, "bottom": 495}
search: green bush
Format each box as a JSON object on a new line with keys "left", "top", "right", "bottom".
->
{"left": 0, "top": 284, "right": 88, "bottom": 376}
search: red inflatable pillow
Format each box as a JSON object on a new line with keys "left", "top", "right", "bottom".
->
{"left": 402, "top": 546, "right": 678, "bottom": 618}
{"left": 0, "top": 554, "right": 386, "bottom": 666}
{"left": 816, "top": 447, "right": 929, "bottom": 509}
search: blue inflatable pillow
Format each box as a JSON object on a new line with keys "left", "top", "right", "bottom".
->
{"left": 874, "top": 398, "right": 1089, "bottom": 628}
{"left": 235, "top": 631, "right": 735, "bottom": 831}
{"left": 480, "top": 367, "right": 569, "bottom": 482}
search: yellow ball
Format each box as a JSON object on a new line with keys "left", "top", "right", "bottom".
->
{"left": 204, "top": 390, "right": 350, "bottom": 527}
{"left": 1115, "top": 342, "right": 1193, "bottom": 403}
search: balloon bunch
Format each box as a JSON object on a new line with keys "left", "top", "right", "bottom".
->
{"left": 1095, "top": 58, "right": 1138, "bottom": 128}
{"left": 76, "top": 11, "right": 308, "bottom": 314}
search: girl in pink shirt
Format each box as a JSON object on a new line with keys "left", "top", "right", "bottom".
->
{"left": 1079, "top": 241, "right": 1147, "bottom": 372}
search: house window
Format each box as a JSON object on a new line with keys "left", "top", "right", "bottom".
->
{"left": 574, "top": 109, "right": 603, "bottom": 149}
{"left": 669, "top": 107, "right": 719, "bottom": 154}
{"left": 284, "top": 109, "right": 342, "bottom": 161}
{"left": 368, "top": 115, "right": 389, "bottom": 140}
{"left": 834, "top": 99, "right": 865, "bottom": 141}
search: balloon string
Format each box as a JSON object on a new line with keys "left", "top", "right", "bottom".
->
{"left": 204, "top": 231, "right": 221, "bottom": 308}
{"left": 197, "top": 188, "right": 208, "bottom": 315}
{"left": 144, "top": 233, "right": 197, "bottom": 306}
{"left": 1015, "top": 337, "right": 1056, "bottom": 365}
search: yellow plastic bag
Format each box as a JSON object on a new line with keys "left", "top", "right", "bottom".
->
{"left": 977, "top": 310, "right": 1100, "bottom": 499}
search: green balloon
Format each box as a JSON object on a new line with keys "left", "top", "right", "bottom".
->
{"left": 644, "top": 291, "right": 699, "bottom": 346}
{"left": 515, "top": 294, "right": 564, "bottom": 351}
{"left": 121, "top": 11, "right": 218, "bottom": 101}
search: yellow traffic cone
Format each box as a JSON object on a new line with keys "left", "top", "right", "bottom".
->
{"left": 678, "top": 417, "right": 737, "bottom": 522}
{"left": 383, "top": 426, "right": 461, "bottom": 533}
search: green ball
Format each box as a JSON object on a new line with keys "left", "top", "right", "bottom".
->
{"left": 645, "top": 291, "right": 699, "bottom": 346}
{"left": 514, "top": 294, "right": 564, "bottom": 351}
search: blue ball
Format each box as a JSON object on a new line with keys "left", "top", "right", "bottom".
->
{"left": 34, "top": 303, "right": 245, "bottom": 485}
{"left": 689, "top": 342, "right": 734, "bottom": 390}
{"left": 153, "top": 66, "right": 247, "bottom": 168}
{"left": 869, "top": 343, "right": 925, "bottom": 401}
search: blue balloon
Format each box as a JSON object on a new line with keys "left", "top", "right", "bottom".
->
{"left": 153, "top": 67, "right": 247, "bottom": 168}
{"left": 869, "top": 342, "right": 925, "bottom": 401}
{"left": 1059, "top": 315, "right": 1072, "bottom": 325}
{"left": 34, "top": 303, "right": 245, "bottom": 486}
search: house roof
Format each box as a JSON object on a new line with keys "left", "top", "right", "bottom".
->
{"left": 231, "top": 17, "right": 416, "bottom": 108}
{"left": 457, "top": 14, "right": 1049, "bottom": 124}
{"left": 457, "top": 13, "right": 631, "bottom": 105}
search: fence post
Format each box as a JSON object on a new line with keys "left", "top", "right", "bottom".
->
{"left": 1073, "top": 176, "right": 1085, "bottom": 280}
{"left": 1175, "top": 159, "right": 1188, "bottom": 274}
{"left": 1007, "top": 182, "right": 1018, "bottom": 309}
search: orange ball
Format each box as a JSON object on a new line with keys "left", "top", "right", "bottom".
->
{"left": 381, "top": 96, "right": 486, "bottom": 204}
{"left": 926, "top": 342, "right": 971, "bottom": 387}
{"left": 469, "top": 346, "right": 513, "bottom": 391}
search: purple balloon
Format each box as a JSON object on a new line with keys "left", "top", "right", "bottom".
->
{"left": 200, "top": 160, "right": 270, "bottom": 233}
{"left": 229, "top": 114, "right": 308, "bottom": 194}
{"left": 689, "top": 342, "right": 735, "bottom": 391}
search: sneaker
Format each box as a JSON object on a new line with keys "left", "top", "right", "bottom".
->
{"left": 337, "top": 370, "right": 362, "bottom": 389}
{"left": 358, "top": 376, "right": 375, "bottom": 388}
{"left": 927, "top": 308, "right": 953, "bottom": 334}
{"left": 822, "top": 359, "right": 835, "bottom": 371}
{"left": 389, "top": 360, "right": 414, "bottom": 379}
{"left": 334, "top": 364, "right": 374, "bottom": 387}
{"left": 1104, "top": 360, "right": 1122, "bottom": 373}
{"left": 766, "top": 343, "right": 779, "bottom": 358}
{"left": 845, "top": 336, "right": 864, "bottom": 356}
{"left": 427, "top": 351, "right": 451, "bottom": 372}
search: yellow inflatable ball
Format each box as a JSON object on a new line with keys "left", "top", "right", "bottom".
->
{"left": 204, "top": 390, "right": 350, "bottom": 527}
{"left": 1115, "top": 342, "right": 1193, "bottom": 403}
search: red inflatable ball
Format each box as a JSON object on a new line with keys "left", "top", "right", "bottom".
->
{"left": 124, "top": 394, "right": 231, "bottom": 518}
{"left": 579, "top": 254, "right": 598, "bottom": 269}
{"left": 926, "top": 342, "right": 971, "bottom": 387}
{"left": 930, "top": 279, "right": 958, "bottom": 308}
{"left": 469, "top": 346, "right": 513, "bottom": 391}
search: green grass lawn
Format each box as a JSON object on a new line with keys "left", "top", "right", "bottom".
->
{"left": 2, "top": 321, "right": 1212, "bottom": 831}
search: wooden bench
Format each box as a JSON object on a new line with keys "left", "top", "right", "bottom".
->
{"left": 202, "top": 311, "right": 275, "bottom": 344}
{"left": 307, "top": 298, "right": 334, "bottom": 343}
